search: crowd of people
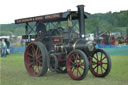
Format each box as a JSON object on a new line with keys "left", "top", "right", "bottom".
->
{"left": 96, "top": 31, "right": 128, "bottom": 48}
{"left": 0, "top": 38, "right": 10, "bottom": 58}
{"left": 117, "top": 36, "right": 128, "bottom": 45}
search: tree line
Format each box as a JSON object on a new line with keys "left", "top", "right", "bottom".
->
{"left": 86, "top": 10, "right": 128, "bottom": 34}
{"left": 0, "top": 10, "right": 128, "bottom": 36}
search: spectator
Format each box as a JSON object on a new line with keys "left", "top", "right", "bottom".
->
{"left": 20, "top": 39, "right": 24, "bottom": 46}
{"left": 1, "top": 39, "right": 7, "bottom": 57}
{"left": 111, "top": 36, "right": 116, "bottom": 47}
{"left": 5, "top": 39, "right": 10, "bottom": 55}
{"left": 126, "top": 36, "right": 128, "bottom": 44}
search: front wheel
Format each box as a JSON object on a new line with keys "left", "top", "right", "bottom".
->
{"left": 89, "top": 49, "right": 111, "bottom": 77}
{"left": 66, "top": 50, "right": 89, "bottom": 80}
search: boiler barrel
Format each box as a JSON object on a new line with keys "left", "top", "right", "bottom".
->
{"left": 54, "top": 40, "right": 95, "bottom": 52}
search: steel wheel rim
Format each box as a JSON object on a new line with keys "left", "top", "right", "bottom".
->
{"left": 90, "top": 50, "right": 109, "bottom": 77}
{"left": 25, "top": 43, "right": 43, "bottom": 76}
{"left": 67, "top": 52, "right": 85, "bottom": 79}
{"left": 49, "top": 54, "right": 58, "bottom": 72}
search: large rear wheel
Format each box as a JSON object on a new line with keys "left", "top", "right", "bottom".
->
{"left": 67, "top": 50, "right": 89, "bottom": 80}
{"left": 24, "top": 42, "right": 48, "bottom": 76}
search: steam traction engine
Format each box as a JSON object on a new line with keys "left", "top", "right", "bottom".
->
{"left": 15, "top": 5, "right": 111, "bottom": 80}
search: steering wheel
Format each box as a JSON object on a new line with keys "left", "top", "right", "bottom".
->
{"left": 57, "top": 27, "right": 64, "bottom": 32}
{"left": 51, "top": 29, "right": 61, "bottom": 36}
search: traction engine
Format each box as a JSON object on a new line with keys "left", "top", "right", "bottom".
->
{"left": 15, "top": 5, "right": 111, "bottom": 80}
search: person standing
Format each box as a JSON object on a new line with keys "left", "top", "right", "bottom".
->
{"left": 5, "top": 39, "right": 10, "bottom": 55}
{"left": 1, "top": 39, "right": 7, "bottom": 57}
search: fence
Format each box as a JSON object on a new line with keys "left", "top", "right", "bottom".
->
{"left": 96, "top": 44, "right": 128, "bottom": 55}
{"left": 9, "top": 44, "right": 128, "bottom": 55}
{"left": 10, "top": 46, "right": 25, "bottom": 53}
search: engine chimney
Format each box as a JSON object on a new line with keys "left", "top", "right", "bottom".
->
{"left": 77, "top": 5, "right": 85, "bottom": 38}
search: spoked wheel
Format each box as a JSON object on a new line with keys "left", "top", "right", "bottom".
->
{"left": 90, "top": 49, "right": 111, "bottom": 77}
{"left": 67, "top": 50, "right": 89, "bottom": 80}
{"left": 49, "top": 54, "right": 58, "bottom": 72}
{"left": 24, "top": 42, "right": 48, "bottom": 76}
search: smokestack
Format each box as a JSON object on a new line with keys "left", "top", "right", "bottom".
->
{"left": 77, "top": 5, "right": 85, "bottom": 38}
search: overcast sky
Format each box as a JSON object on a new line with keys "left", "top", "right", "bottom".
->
{"left": 0, "top": 0, "right": 127, "bottom": 24}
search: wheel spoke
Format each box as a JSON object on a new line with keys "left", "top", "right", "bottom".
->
{"left": 72, "top": 67, "right": 75, "bottom": 73}
{"left": 28, "top": 52, "right": 33, "bottom": 57}
{"left": 31, "top": 44, "right": 36, "bottom": 51}
{"left": 36, "top": 52, "right": 41, "bottom": 61}
{"left": 96, "top": 53, "right": 99, "bottom": 61}
{"left": 37, "top": 58, "right": 42, "bottom": 65}
{"left": 80, "top": 62, "right": 84, "bottom": 66}
{"left": 101, "top": 56, "right": 106, "bottom": 61}
{"left": 80, "top": 66, "right": 84, "bottom": 70}
{"left": 91, "top": 61, "right": 97, "bottom": 65}
{"left": 31, "top": 45, "right": 36, "bottom": 56}
{"left": 37, "top": 63, "right": 41, "bottom": 72}
{"left": 35, "top": 47, "right": 39, "bottom": 56}
{"left": 93, "top": 56, "right": 98, "bottom": 61}
{"left": 35, "top": 62, "right": 40, "bottom": 72}
{"left": 102, "top": 62, "right": 107, "bottom": 64}
{"left": 35, "top": 47, "right": 41, "bottom": 73}
{"left": 102, "top": 65, "right": 106, "bottom": 71}
{"left": 36, "top": 49, "right": 42, "bottom": 65}
{"left": 28, "top": 62, "right": 35, "bottom": 67}
{"left": 28, "top": 56, "right": 35, "bottom": 62}
{"left": 77, "top": 68, "right": 81, "bottom": 76}
{"left": 97, "top": 65, "right": 99, "bottom": 73}
{"left": 37, "top": 52, "right": 42, "bottom": 60}
{"left": 100, "top": 53, "right": 103, "bottom": 61}
{"left": 31, "top": 65, "right": 35, "bottom": 72}
{"left": 33, "top": 66, "right": 36, "bottom": 72}
{"left": 93, "top": 65, "right": 98, "bottom": 70}
{"left": 79, "top": 57, "right": 83, "bottom": 63}
{"left": 70, "top": 60, "right": 75, "bottom": 64}
{"left": 76, "top": 68, "right": 79, "bottom": 77}
{"left": 100, "top": 65, "right": 103, "bottom": 74}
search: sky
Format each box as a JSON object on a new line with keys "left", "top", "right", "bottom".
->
{"left": 0, "top": 0, "right": 127, "bottom": 24}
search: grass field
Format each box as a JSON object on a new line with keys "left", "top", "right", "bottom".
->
{"left": 0, "top": 54, "right": 128, "bottom": 85}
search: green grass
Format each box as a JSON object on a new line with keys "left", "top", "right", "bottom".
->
{"left": 0, "top": 54, "right": 128, "bottom": 85}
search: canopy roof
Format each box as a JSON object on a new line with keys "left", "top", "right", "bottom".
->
{"left": 15, "top": 11, "right": 89, "bottom": 24}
